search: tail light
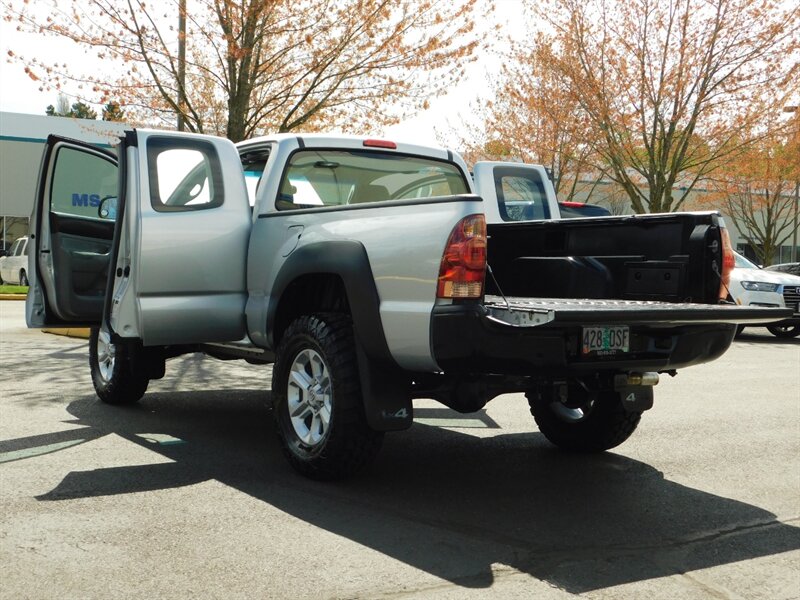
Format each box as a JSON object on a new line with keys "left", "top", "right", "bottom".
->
{"left": 719, "top": 226, "right": 735, "bottom": 300}
{"left": 437, "top": 214, "right": 487, "bottom": 299}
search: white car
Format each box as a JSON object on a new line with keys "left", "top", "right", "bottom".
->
{"left": 0, "top": 236, "right": 30, "bottom": 286}
{"left": 729, "top": 252, "right": 800, "bottom": 338}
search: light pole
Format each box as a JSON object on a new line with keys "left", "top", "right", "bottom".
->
{"left": 785, "top": 105, "right": 798, "bottom": 263}
{"left": 177, "top": 0, "right": 187, "bottom": 132}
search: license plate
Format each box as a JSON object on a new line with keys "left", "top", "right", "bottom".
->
{"left": 582, "top": 326, "right": 630, "bottom": 355}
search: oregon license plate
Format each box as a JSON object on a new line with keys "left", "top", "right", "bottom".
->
{"left": 582, "top": 326, "right": 630, "bottom": 355}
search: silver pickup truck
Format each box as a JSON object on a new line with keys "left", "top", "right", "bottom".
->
{"left": 26, "top": 130, "right": 788, "bottom": 479}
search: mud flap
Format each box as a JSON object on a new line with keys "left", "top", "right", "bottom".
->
{"left": 615, "top": 385, "right": 654, "bottom": 413}
{"left": 356, "top": 346, "right": 413, "bottom": 431}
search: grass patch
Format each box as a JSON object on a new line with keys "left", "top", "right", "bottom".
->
{"left": 0, "top": 285, "right": 28, "bottom": 295}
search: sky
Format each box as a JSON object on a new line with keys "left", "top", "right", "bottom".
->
{"left": 0, "top": 0, "right": 528, "bottom": 147}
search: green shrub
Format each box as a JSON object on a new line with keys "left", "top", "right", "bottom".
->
{"left": 0, "top": 285, "right": 28, "bottom": 295}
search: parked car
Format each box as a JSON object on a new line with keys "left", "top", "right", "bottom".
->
{"left": 729, "top": 252, "right": 800, "bottom": 338}
{"left": 557, "top": 201, "right": 612, "bottom": 218}
{"left": 0, "top": 236, "right": 30, "bottom": 285}
{"left": 764, "top": 262, "right": 800, "bottom": 277}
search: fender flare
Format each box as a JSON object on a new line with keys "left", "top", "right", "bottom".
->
{"left": 268, "top": 241, "right": 412, "bottom": 431}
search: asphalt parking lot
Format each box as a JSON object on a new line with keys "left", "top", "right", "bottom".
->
{"left": 1, "top": 299, "right": 798, "bottom": 599}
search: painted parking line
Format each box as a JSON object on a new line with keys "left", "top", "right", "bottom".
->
{"left": 136, "top": 433, "right": 186, "bottom": 446}
{"left": 0, "top": 439, "right": 86, "bottom": 464}
{"left": 413, "top": 418, "right": 489, "bottom": 428}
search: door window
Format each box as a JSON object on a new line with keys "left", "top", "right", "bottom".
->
{"left": 50, "top": 146, "right": 118, "bottom": 220}
{"left": 147, "top": 138, "right": 224, "bottom": 212}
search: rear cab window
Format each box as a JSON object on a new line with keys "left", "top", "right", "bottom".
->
{"left": 276, "top": 150, "right": 469, "bottom": 211}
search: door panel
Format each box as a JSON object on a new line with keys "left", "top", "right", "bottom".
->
{"left": 110, "top": 130, "right": 251, "bottom": 346}
{"left": 27, "top": 131, "right": 251, "bottom": 344}
{"left": 26, "top": 136, "right": 118, "bottom": 328}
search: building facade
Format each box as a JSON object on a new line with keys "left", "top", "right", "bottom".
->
{"left": 0, "top": 111, "right": 128, "bottom": 249}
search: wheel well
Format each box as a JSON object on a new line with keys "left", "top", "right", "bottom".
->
{"left": 273, "top": 273, "right": 350, "bottom": 346}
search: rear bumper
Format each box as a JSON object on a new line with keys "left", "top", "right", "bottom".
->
{"left": 430, "top": 303, "right": 750, "bottom": 376}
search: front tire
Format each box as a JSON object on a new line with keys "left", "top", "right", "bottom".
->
{"left": 89, "top": 328, "right": 150, "bottom": 405}
{"left": 527, "top": 386, "right": 641, "bottom": 452}
{"left": 766, "top": 324, "right": 800, "bottom": 338}
{"left": 272, "top": 314, "right": 383, "bottom": 480}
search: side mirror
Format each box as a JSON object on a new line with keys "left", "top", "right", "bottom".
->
{"left": 98, "top": 196, "right": 118, "bottom": 220}
{"left": 0, "top": 249, "right": 7, "bottom": 257}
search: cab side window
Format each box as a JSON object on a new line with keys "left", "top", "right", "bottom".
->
{"left": 493, "top": 167, "right": 551, "bottom": 222}
{"left": 239, "top": 146, "right": 272, "bottom": 208}
{"left": 147, "top": 138, "right": 224, "bottom": 212}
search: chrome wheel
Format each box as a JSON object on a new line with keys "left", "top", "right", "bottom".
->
{"left": 287, "top": 348, "right": 332, "bottom": 447}
{"left": 273, "top": 315, "right": 383, "bottom": 479}
{"left": 96, "top": 329, "right": 116, "bottom": 383}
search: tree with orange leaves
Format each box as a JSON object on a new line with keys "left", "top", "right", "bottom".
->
{"left": 708, "top": 113, "right": 800, "bottom": 266}
{"left": 458, "top": 42, "right": 604, "bottom": 204}
{"left": 3, "top": 0, "right": 482, "bottom": 142}
{"left": 526, "top": 0, "right": 799, "bottom": 214}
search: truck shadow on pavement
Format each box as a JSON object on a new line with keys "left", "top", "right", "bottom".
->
{"left": 18, "top": 391, "right": 800, "bottom": 594}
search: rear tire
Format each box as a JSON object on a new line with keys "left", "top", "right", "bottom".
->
{"left": 19, "top": 270, "right": 28, "bottom": 287}
{"left": 89, "top": 328, "right": 150, "bottom": 405}
{"left": 272, "top": 314, "right": 383, "bottom": 480}
{"left": 766, "top": 324, "right": 800, "bottom": 338}
{"left": 527, "top": 386, "right": 641, "bottom": 452}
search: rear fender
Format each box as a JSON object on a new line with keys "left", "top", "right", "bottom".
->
{"left": 268, "top": 241, "right": 412, "bottom": 431}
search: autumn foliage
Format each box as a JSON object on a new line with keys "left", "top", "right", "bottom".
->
{"left": 467, "top": 0, "right": 799, "bottom": 214}
{"left": 705, "top": 113, "right": 800, "bottom": 266}
{"left": 3, "top": 0, "right": 482, "bottom": 141}
{"left": 458, "top": 43, "right": 602, "bottom": 203}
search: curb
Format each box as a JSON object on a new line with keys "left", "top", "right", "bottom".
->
{"left": 1, "top": 294, "right": 89, "bottom": 339}
{"left": 42, "top": 328, "right": 91, "bottom": 340}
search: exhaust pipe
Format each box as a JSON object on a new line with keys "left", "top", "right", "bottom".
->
{"left": 615, "top": 372, "right": 659, "bottom": 388}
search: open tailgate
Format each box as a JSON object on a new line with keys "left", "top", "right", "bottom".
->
{"left": 484, "top": 296, "right": 792, "bottom": 327}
